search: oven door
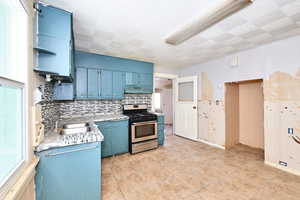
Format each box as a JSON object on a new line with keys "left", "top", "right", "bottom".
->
{"left": 131, "top": 121, "right": 157, "bottom": 143}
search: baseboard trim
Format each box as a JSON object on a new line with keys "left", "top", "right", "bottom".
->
{"left": 265, "top": 161, "right": 300, "bottom": 176}
{"left": 197, "top": 139, "right": 225, "bottom": 150}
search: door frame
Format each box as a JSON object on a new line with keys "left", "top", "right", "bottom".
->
{"left": 174, "top": 76, "right": 198, "bottom": 140}
{"left": 225, "top": 79, "right": 264, "bottom": 149}
{"left": 153, "top": 73, "right": 178, "bottom": 135}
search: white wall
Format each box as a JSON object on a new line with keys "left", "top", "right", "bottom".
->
{"left": 179, "top": 35, "right": 300, "bottom": 99}
{"left": 155, "top": 79, "right": 173, "bottom": 124}
{"left": 154, "top": 64, "right": 179, "bottom": 75}
{"left": 179, "top": 34, "right": 300, "bottom": 175}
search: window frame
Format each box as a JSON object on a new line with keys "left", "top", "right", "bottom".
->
{"left": 0, "top": 0, "right": 29, "bottom": 198}
{"left": 0, "top": 76, "right": 27, "bottom": 198}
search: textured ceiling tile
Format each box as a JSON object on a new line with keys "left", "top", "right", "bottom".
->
{"left": 239, "top": 29, "right": 266, "bottom": 39}
{"left": 262, "top": 17, "right": 294, "bottom": 32}
{"left": 247, "top": 33, "right": 273, "bottom": 44}
{"left": 200, "top": 27, "right": 225, "bottom": 39}
{"left": 229, "top": 23, "right": 257, "bottom": 36}
{"left": 42, "top": 0, "right": 300, "bottom": 69}
{"left": 281, "top": 2, "right": 300, "bottom": 16}
{"left": 270, "top": 24, "right": 298, "bottom": 36}
{"left": 211, "top": 33, "right": 235, "bottom": 42}
{"left": 221, "top": 37, "right": 245, "bottom": 46}
{"left": 274, "top": 0, "right": 295, "bottom": 7}
{"left": 217, "top": 16, "right": 247, "bottom": 31}
{"left": 241, "top": 0, "right": 279, "bottom": 21}
{"left": 253, "top": 10, "right": 286, "bottom": 26}
{"left": 291, "top": 13, "right": 300, "bottom": 22}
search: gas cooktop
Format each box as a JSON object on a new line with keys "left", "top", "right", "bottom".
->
{"left": 123, "top": 105, "right": 157, "bottom": 123}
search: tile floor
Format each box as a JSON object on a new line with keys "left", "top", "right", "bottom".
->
{"left": 102, "top": 135, "right": 300, "bottom": 200}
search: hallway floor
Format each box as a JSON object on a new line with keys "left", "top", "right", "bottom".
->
{"left": 102, "top": 135, "right": 300, "bottom": 200}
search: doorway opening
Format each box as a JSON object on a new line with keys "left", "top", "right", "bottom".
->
{"left": 154, "top": 77, "right": 174, "bottom": 136}
{"left": 225, "top": 79, "right": 264, "bottom": 151}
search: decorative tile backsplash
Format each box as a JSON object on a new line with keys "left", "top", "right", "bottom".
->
{"left": 40, "top": 83, "right": 60, "bottom": 132}
{"left": 40, "top": 82, "right": 152, "bottom": 132}
{"left": 58, "top": 100, "right": 123, "bottom": 119}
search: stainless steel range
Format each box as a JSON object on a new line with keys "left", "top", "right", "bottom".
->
{"left": 123, "top": 105, "right": 158, "bottom": 154}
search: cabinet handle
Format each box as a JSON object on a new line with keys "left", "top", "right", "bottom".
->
{"left": 46, "top": 145, "right": 98, "bottom": 157}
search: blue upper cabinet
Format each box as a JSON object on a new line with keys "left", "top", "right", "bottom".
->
{"left": 87, "top": 68, "right": 100, "bottom": 99}
{"left": 125, "top": 72, "right": 153, "bottom": 94}
{"left": 34, "top": 3, "right": 74, "bottom": 80}
{"left": 37, "top": 4, "right": 71, "bottom": 40}
{"left": 140, "top": 73, "right": 153, "bottom": 93}
{"left": 101, "top": 70, "right": 113, "bottom": 99}
{"left": 53, "top": 83, "right": 74, "bottom": 101}
{"left": 73, "top": 51, "right": 154, "bottom": 100}
{"left": 76, "top": 67, "right": 88, "bottom": 99}
{"left": 113, "top": 71, "right": 125, "bottom": 99}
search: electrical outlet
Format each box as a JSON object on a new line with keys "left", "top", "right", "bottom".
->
{"left": 288, "top": 128, "right": 294, "bottom": 134}
{"left": 279, "top": 161, "right": 288, "bottom": 167}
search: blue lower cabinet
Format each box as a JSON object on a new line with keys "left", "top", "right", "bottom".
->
{"left": 157, "top": 115, "right": 165, "bottom": 124}
{"left": 98, "top": 124, "right": 113, "bottom": 157}
{"left": 97, "top": 120, "right": 129, "bottom": 157}
{"left": 157, "top": 115, "right": 165, "bottom": 145}
{"left": 35, "top": 142, "right": 101, "bottom": 200}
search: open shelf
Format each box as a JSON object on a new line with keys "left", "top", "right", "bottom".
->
{"left": 34, "top": 47, "right": 56, "bottom": 55}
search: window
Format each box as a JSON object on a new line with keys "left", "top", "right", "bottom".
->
{"left": 154, "top": 93, "right": 161, "bottom": 110}
{"left": 0, "top": 79, "right": 25, "bottom": 186}
{"left": 0, "top": 0, "right": 28, "bottom": 196}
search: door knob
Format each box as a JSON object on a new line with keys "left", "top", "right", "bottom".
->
{"left": 193, "top": 106, "right": 197, "bottom": 109}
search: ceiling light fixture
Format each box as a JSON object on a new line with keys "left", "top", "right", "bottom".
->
{"left": 165, "top": 0, "right": 254, "bottom": 45}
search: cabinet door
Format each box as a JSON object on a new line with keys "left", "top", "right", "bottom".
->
{"left": 125, "top": 72, "right": 139, "bottom": 87}
{"left": 54, "top": 83, "right": 74, "bottom": 100}
{"left": 140, "top": 73, "right": 153, "bottom": 93}
{"left": 87, "top": 68, "right": 99, "bottom": 99}
{"left": 35, "top": 143, "right": 101, "bottom": 200}
{"left": 101, "top": 70, "right": 113, "bottom": 99}
{"left": 38, "top": 3, "right": 71, "bottom": 40}
{"left": 111, "top": 121, "right": 129, "bottom": 155}
{"left": 76, "top": 67, "right": 88, "bottom": 99}
{"left": 158, "top": 124, "right": 165, "bottom": 145}
{"left": 113, "top": 71, "right": 125, "bottom": 99}
{"left": 98, "top": 126, "right": 113, "bottom": 157}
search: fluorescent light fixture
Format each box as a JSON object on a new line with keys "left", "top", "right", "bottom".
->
{"left": 165, "top": 0, "right": 254, "bottom": 45}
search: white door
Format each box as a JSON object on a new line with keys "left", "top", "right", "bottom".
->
{"left": 174, "top": 76, "right": 198, "bottom": 140}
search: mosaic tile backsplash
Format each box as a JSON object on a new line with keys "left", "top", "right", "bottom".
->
{"left": 41, "top": 82, "right": 152, "bottom": 132}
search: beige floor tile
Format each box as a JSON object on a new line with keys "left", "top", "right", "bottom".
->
{"left": 101, "top": 135, "right": 300, "bottom": 200}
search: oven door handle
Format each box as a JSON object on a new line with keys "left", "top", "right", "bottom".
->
{"left": 132, "top": 121, "right": 157, "bottom": 126}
